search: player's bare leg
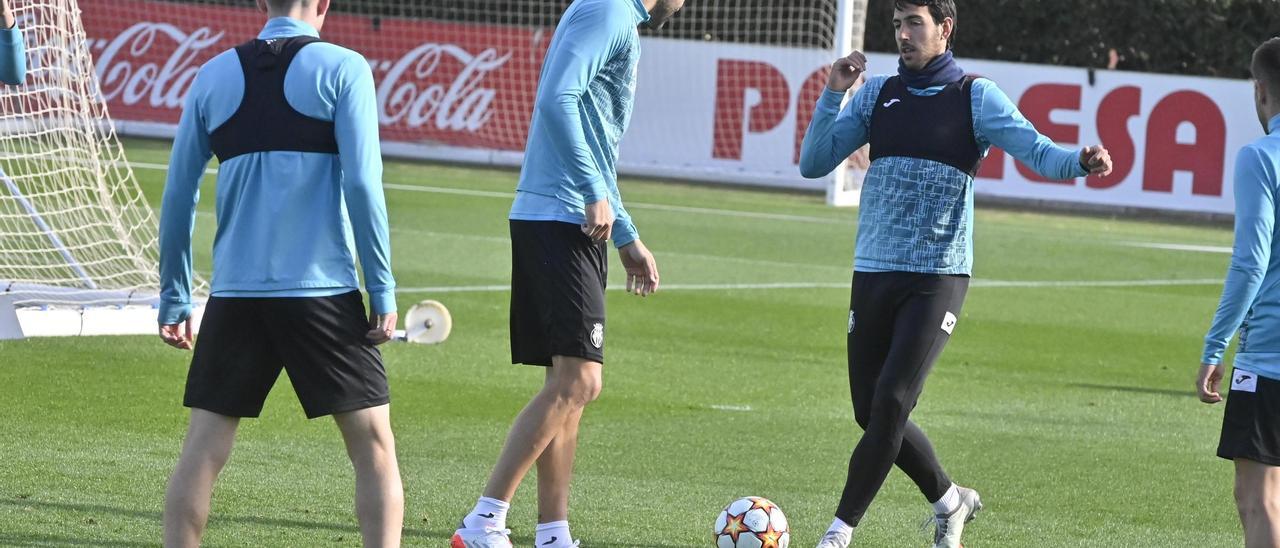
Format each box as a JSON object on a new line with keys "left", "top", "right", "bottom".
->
{"left": 334, "top": 404, "right": 404, "bottom": 548}
{"left": 163, "top": 409, "right": 239, "bottom": 548}
{"left": 537, "top": 358, "right": 601, "bottom": 522}
{"left": 484, "top": 356, "right": 601, "bottom": 503}
{"left": 1235, "top": 458, "right": 1280, "bottom": 548}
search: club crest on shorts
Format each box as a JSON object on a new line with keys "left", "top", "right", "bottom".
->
{"left": 941, "top": 311, "right": 958, "bottom": 335}
{"left": 848, "top": 310, "right": 856, "bottom": 333}
{"left": 1232, "top": 370, "right": 1258, "bottom": 393}
{"left": 590, "top": 323, "right": 604, "bottom": 349}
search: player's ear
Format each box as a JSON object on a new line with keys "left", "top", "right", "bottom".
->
{"left": 940, "top": 17, "right": 954, "bottom": 45}
{"left": 256, "top": 0, "right": 268, "bottom": 14}
{"left": 316, "top": 0, "right": 331, "bottom": 17}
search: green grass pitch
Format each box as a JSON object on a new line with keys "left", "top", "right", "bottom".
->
{"left": 0, "top": 138, "right": 1245, "bottom": 546}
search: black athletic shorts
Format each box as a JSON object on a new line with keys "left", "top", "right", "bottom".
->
{"left": 183, "top": 291, "right": 389, "bottom": 419}
{"left": 1218, "top": 369, "right": 1280, "bottom": 465}
{"left": 509, "top": 220, "right": 607, "bottom": 367}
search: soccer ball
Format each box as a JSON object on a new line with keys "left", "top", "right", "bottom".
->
{"left": 713, "top": 496, "right": 790, "bottom": 548}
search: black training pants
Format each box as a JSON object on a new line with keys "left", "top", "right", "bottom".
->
{"left": 835, "top": 271, "right": 969, "bottom": 526}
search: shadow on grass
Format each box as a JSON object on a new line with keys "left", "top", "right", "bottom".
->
{"left": 2, "top": 498, "right": 686, "bottom": 547}
{"left": 0, "top": 497, "right": 452, "bottom": 542}
{"left": 1068, "top": 382, "right": 1196, "bottom": 399}
{"left": 0, "top": 532, "right": 152, "bottom": 547}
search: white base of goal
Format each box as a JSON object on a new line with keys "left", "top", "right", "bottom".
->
{"left": 5, "top": 304, "right": 206, "bottom": 339}
{"left": 1, "top": 282, "right": 205, "bottom": 339}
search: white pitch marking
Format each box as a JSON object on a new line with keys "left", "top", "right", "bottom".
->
{"left": 126, "top": 161, "right": 849, "bottom": 225}
{"left": 709, "top": 405, "right": 754, "bottom": 412}
{"left": 395, "top": 278, "right": 1222, "bottom": 294}
{"left": 1123, "top": 242, "right": 1232, "bottom": 254}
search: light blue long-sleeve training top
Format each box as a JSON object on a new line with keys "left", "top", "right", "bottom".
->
{"left": 508, "top": 0, "right": 649, "bottom": 249}
{"left": 1, "top": 23, "right": 24, "bottom": 85}
{"left": 1203, "top": 115, "right": 1280, "bottom": 381}
{"left": 801, "top": 75, "right": 1087, "bottom": 275}
{"left": 158, "top": 17, "right": 395, "bottom": 325}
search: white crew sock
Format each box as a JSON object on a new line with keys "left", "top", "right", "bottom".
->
{"left": 826, "top": 517, "right": 854, "bottom": 538}
{"left": 535, "top": 520, "right": 572, "bottom": 547}
{"left": 463, "top": 496, "right": 510, "bottom": 531}
{"left": 932, "top": 484, "right": 961, "bottom": 515}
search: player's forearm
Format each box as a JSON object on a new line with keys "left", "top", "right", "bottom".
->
{"left": 978, "top": 85, "right": 1087, "bottom": 180}
{"left": 0, "top": 24, "right": 24, "bottom": 85}
{"left": 606, "top": 198, "right": 637, "bottom": 247}
{"left": 2, "top": 0, "right": 14, "bottom": 30}
{"left": 342, "top": 178, "right": 397, "bottom": 315}
{"left": 156, "top": 180, "right": 200, "bottom": 324}
{"left": 799, "top": 89, "right": 855, "bottom": 178}
{"left": 1203, "top": 265, "right": 1266, "bottom": 364}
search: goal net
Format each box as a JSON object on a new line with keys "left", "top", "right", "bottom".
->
{"left": 0, "top": 0, "right": 197, "bottom": 314}
{"left": 80, "top": 0, "right": 866, "bottom": 202}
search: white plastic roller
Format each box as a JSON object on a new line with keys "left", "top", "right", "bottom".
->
{"left": 399, "top": 299, "right": 452, "bottom": 345}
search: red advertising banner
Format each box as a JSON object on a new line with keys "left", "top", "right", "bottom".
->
{"left": 81, "top": 0, "right": 548, "bottom": 151}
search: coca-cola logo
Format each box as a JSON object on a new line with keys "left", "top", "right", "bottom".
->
{"left": 87, "top": 22, "right": 513, "bottom": 135}
{"left": 376, "top": 43, "right": 509, "bottom": 133}
{"left": 91, "top": 23, "right": 222, "bottom": 109}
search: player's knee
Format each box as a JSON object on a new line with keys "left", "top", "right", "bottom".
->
{"left": 1235, "top": 483, "right": 1266, "bottom": 516}
{"left": 867, "top": 392, "right": 911, "bottom": 429}
{"left": 852, "top": 402, "right": 872, "bottom": 430}
{"left": 554, "top": 377, "right": 602, "bottom": 408}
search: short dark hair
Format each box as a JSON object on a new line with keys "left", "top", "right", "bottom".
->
{"left": 1253, "top": 38, "right": 1280, "bottom": 99}
{"left": 893, "top": 0, "right": 958, "bottom": 50}
{"left": 266, "top": 0, "right": 311, "bottom": 9}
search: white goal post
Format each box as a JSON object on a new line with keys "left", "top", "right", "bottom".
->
{"left": 1, "top": 0, "right": 207, "bottom": 338}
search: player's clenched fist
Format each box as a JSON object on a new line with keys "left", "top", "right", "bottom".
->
{"left": 827, "top": 51, "right": 867, "bottom": 93}
{"left": 1079, "top": 145, "right": 1114, "bottom": 177}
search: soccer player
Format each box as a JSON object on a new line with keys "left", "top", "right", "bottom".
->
{"left": 1, "top": 0, "right": 25, "bottom": 85}
{"left": 156, "top": 1, "right": 402, "bottom": 546}
{"left": 1198, "top": 37, "right": 1280, "bottom": 548}
{"left": 799, "top": 1, "right": 1112, "bottom": 547}
{"left": 450, "top": 0, "right": 679, "bottom": 546}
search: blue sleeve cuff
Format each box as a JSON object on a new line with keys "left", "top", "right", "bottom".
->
{"left": 368, "top": 289, "right": 396, "bottom": 316}
{"left": 1203, "top": 343, "right": 1225, "bottom": 366}
{"left": 613, "top": 221, "right": 638, "bottom": 249}
{"left": 1073, "top": 154, "right": 1090, "bottom": 178}
{"left": 818, "top": 88, "right": 846, "bottom": 112}
{"left": 1, "top": 25, "right": 19, "bottom": 41}
{"left": 157, "top": 302, "right": 192, "bottom": 326}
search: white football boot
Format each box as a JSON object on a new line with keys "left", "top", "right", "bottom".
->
{"left": 451, "top": 526, "right": 514, "bottom": 548}
{"left": 815, "top": 527, "right": 852, "bottom": 548}
{"left": 926, "top": 486, "right": 983, "bottom": 548}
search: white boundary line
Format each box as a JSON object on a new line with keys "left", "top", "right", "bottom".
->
{"left": 395, "top": 278, "right": 1222, "bottom": 294}
{"left": 128, "top": 161, "right": 849, "bottom": 225}
{"left": 1123, "top": 242, "right": 1232, "bottom": 254}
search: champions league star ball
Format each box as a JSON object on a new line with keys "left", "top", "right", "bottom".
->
{"left": 714, "top": 496, "right": 790, "bottom": 548}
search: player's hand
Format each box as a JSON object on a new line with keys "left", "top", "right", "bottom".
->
{"left": 1197, "top": 363, "right": 1224, "bottom": 404}
{"left": 619, "top": 240, "right": 659, "bottom": 297}
{"left": 582, "top": 198, "right": 614, "bottom": 243}
{"left": 367, "top": 311, "right": 397, "bottom": 345}
{"left": 1080, "top": 145, "right": 1113, "bottom": 177}
{"left": 159, "top": 318, "right": 194, "bottom": 350}
{"left": 827, "top": 51, "right": 867, "bottom": 93}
